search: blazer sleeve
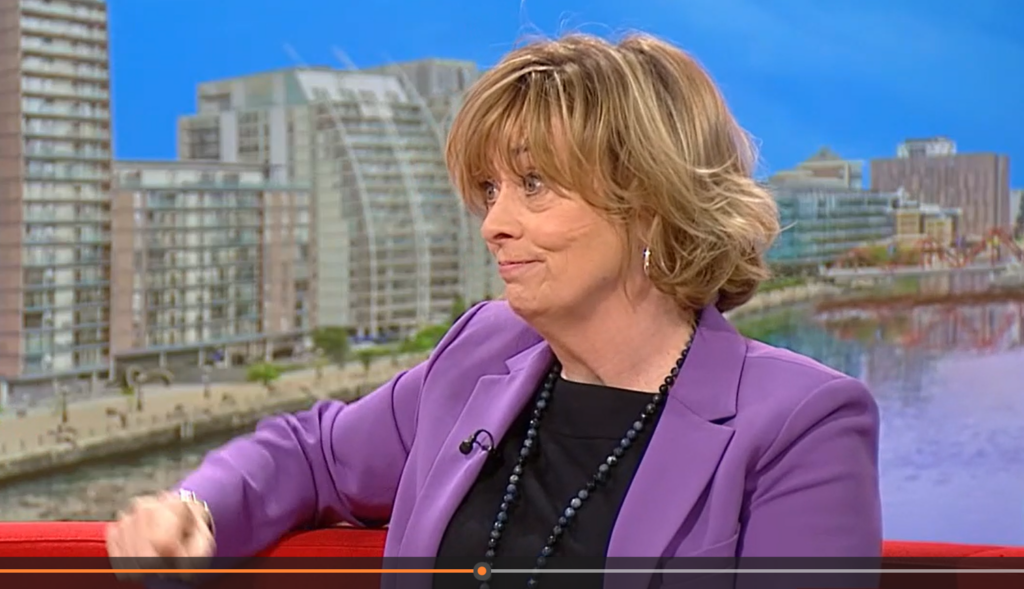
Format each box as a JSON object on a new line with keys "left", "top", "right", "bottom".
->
{"left": 737, "top": 376, "right": 883, "bottom": 558}
{"left": 173, "top": 302, "right": 490, "bottom": 558}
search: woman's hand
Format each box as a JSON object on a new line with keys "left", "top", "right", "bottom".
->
{"left": 105, "top": 491, "right": 215, "bottom": 577}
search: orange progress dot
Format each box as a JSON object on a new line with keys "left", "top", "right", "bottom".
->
{"left": 477, "top": 566, "right": 487, "bottom": 575}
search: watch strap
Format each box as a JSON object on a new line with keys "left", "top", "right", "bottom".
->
{"left": 177, "top": 489, "right": 216, "bottom": 537}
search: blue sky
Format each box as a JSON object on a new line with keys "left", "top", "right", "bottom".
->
{"left": 107, "top": 0, "right": 1023, "bottom": 186}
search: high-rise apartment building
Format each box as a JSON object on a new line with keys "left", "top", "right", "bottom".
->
{"left": 110, "top": 161, "right": 313, "bottom": 369}
{"left": 768, "top": 147, "right": 864, "bottom": 190}
{"left": 365, "top": 58, "right": 479, "bottom": 129}
{"left": 1011, "top": 188, "right": 1022, "bottom": 238}
{"left": 871, "top": 137, "right": 1012, "bottom": 239}
{"left": 366, "top": 58, "right": 501, "bottom": 311}
{"left": 0, "top": 0, "right": 113, "bottom": 398}
{"left": 177, "top": 65, "right": 492, "bottom": 338}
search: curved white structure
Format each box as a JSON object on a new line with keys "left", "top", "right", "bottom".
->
{"left": 178, "top": 64, "right": 485, "bottom": 338}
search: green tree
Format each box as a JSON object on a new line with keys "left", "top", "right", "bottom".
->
{"left": 356, "top": 349, "right": 375, "bottom": 374}
{"left": 312, "top": 327, "right": 350, "bottom": 365}
{"left": 247, "top": 362, "right": 282, "bottom": 393}
{"left": 398, "top": 337, "right": 419, "bottom": 355}
{"left": 312, "top": 350, "right": 329, "bottom": 383}
{"left": 122, "top": 365, "right": 173, "bottom": 412}
{"left": 414, "top": 325, "right": 449, "bottom": 349}
{"left": 449, "top": 294, "right": 467, "bottom": 325}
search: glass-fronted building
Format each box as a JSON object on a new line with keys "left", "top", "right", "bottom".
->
{"left": 768, "top": 188, "right": 896, "bottom": 268}
{"left": 177, "top": 65, "right": 494, "bottom": 338}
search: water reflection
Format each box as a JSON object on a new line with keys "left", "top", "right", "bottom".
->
{"left": 760, "top": 300, "right": 1024, "bottom": 545}
{"left": 0, "top": 434, "right": 231, "bottom": 522}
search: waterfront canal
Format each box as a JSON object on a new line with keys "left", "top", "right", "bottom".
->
{"left": 1, "top": 298, "right": 1022, "bottom": 546}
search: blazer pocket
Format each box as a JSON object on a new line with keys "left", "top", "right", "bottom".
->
{"left": 655, "top": 532, "right": 741, "bottom": 589}
{"left": 679, "top": 531, "right": 740, "bottom": 559}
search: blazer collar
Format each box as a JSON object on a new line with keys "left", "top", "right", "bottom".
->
{"left": 674, "top": 304, "right": 745, "bottom": 422}
{"left": 605, "top": 304, "right": 747, "bottom": 577}
{"left": 511, "top": 303, "right": 746, "bottom": 421}
{"left": 396, "top": 335, "right": 551, "bottom": 560}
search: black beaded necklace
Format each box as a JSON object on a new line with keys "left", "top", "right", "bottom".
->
{"left": 480, "top": 318, "right": 700, "bottom": 588}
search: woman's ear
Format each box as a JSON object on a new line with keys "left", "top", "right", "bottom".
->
{"left": 630, "top": 212, "right": 658, "bottom": 257}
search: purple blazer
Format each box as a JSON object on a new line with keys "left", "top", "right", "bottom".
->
{"left": 177, "top": 300, "right": 882, "bottom": 564}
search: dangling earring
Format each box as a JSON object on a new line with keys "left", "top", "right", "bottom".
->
{"left": 642, "top": 247, "right": 652, "bottom": 276}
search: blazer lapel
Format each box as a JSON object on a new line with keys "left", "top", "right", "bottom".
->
{"left": 605, "top": 306, "right": 746, "bottom": 584}
{"left": 398, "top": 340, "right": 554, "bottom": 558}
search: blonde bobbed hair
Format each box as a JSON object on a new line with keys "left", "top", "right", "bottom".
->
{"left": 445, "top": 32, "right": 780, "bottom": 312}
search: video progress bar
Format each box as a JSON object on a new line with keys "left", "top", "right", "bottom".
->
{"left": 493, "top": 569, "right": 1024, "bottom": 574}
{"left": 3, "top": 567, "right": 1020, "bottom": 576}
{"left": 0, "top": 569, "right": 473, "bottom": 574}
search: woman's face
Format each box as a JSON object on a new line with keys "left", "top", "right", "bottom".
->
{"left": 481, "top": 169, "right": 632, "bottom": 323}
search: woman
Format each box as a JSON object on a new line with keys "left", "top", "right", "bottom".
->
{"left": 106, "top": 32, "right": 882, "bottom": 584}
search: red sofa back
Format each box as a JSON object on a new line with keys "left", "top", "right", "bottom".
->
{"left": 0, "top": 522, "right": 1021, "bottom": 588}
{"left": 2, "top": 521, "right": 1021, "bottom": 559}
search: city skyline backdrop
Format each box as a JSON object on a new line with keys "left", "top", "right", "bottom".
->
{"left": 0, "top": 0, "right": 1017, "bottom": 395}
{"left": 106, "top": 0, "right": 1024, "bottom": 185}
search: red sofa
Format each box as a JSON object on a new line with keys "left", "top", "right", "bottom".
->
{"left": 0, "top": 522, "right": 1021, "bottom": 588}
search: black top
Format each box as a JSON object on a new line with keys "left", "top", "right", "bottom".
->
{"left": 433, "top": 375, "right": 664, "bottom": 588}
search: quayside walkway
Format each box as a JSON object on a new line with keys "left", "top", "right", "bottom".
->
{"left": 0, "top": 354, "right": 426, "bottom": 482}
{"left": 816, "top": 289, "right": 1024, "bottom": 311}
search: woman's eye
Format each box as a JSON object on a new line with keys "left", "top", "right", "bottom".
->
{"left": 523, "top": 174, "right": 544, "bottom": 195}
{"left": 482, "top": 181, "right": 498, "bottom": 205}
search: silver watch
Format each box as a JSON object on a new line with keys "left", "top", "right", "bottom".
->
{"left": 178, "top": 489, "right": 216, "bottom": 536}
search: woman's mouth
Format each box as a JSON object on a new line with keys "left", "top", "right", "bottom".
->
{"left": 498, "top": 260, "right": 539, "bottom": 279}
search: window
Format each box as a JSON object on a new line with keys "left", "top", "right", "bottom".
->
{"left": 122, "top": 170, "right": 141, "bottom": 186}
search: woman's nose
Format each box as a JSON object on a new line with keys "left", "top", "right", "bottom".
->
{"left": 481, "top": 193, "right": 522, "bottom": 243}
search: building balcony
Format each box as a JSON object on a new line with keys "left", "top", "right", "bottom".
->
{"left": 19, "top": 18, "right": 106, "bottom": 43}
{"left": 21, "top": 77, "right": 110, "bottom": 100}
{"left": 20, "top": 41, "right": 108, "bottom": 64}
{"left": 23, "top": 279, "right": 110, "bottom": 292}
{"left": 22, "top": 85, "right": 109, "bottom": 102}
{"left": 21, "top": 243, "right": 102, "bottom": 264}
{"left": 25, "top": 146, "right": 110, "bottom": 161}
{"left": 22, "top": 256, "right": 108, "bottom": 270}
{"left": 22, "top": 124, "right": 108, "bottom": 140}
{"left": 20, "top": 0, "right": 107, "bottom": 25}
{"left": 23, "top": 208, "right": 73, "bottom": 223}
{"left": 23, "top": 320, "right": 109, "bottom": 335}
{"left": 22, "top": 189, "right": 108, "bottom": 204}
{"left": 22, "top": 252, "right": 60, "bottom": 266}
{"left": 23, "top": 210, "right": 107, "bottom": 223}
{"left": 23, "top": 230, "right": 67, "bottom": 244}
{"left": 23, "top": 104, "right": 110, "bottom": 121}
{"left": 25, "top": 170, "right": 108, "bottom": 183}
{"left": 20, "top": 61, "right": 108, "bottom": 82}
